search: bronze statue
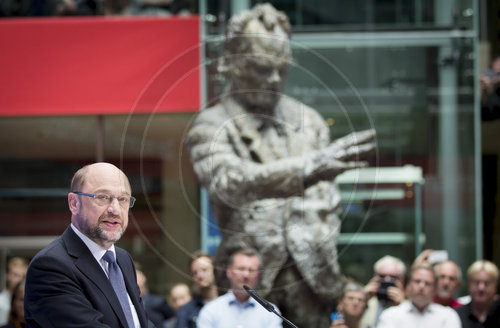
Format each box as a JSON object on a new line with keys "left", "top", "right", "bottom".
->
{"left": 185, "top": 3, "right": 376, "bottom": 327}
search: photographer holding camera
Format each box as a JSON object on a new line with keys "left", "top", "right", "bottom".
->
{"left": 360, "top": 255, "right": 407, "bottom": 327}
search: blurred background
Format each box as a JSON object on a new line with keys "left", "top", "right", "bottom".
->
{"left": 0, "top": 0, "right": 498, "bottom": 298}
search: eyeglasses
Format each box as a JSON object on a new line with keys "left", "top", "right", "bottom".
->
{"left": 73, "top": 192, "right": 136, "bottom": 208}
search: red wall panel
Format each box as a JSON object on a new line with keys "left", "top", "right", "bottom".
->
{"left": 0, "top": 16, "right": 200, "bottom": 116}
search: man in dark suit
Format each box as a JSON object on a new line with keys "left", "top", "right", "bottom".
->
{"left": 24, "top": 162, "right": 149, "bottom": 328}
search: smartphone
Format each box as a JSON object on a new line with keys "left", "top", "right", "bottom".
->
{"left": 331, "top": 312, "right": 344, "bottom": 322}
{"left": 428, "top": 250, "right": 448, "bottom": 264}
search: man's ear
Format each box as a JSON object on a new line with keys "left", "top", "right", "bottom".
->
{"left": 68, "top": 192, "right": 80, "bottom": 215}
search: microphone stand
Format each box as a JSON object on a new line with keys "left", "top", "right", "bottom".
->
{"left": 243, "top": 285, "right": 299, "bottom": 328}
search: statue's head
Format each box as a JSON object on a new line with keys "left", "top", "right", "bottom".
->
{"left": 218, "top": 3, "right": 292, "bottom": 111}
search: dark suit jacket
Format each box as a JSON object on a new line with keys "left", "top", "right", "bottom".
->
{"left": 143, "top": 293, "right": 174, "bottom": 328}
{"left": 174, "top": 296, "right": 204, "bottom": 328}
{"left": 25, "top": 226, "right": 148, "bottom": 328}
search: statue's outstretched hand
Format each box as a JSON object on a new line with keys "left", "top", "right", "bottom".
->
{"left": 304, "top": 129, "right": 376, "bottom": 186}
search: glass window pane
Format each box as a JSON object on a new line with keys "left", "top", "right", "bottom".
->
{"left": 201, "top": 1, "right": 479, "bottom": 295}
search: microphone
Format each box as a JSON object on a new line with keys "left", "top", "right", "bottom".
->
{"left": 243, "top": 285, "right": 275, "bottom": 312}
{"left": 243, "top": 285, "right": 299, "bottom": 328}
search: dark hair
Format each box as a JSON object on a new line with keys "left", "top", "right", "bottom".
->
{"left": 188, "top": 251, "right": 214, "bottom": 270}
{"left": 8, "top": 278, "right": 25, "bottom": 325}
{"left": 228, "top": 247, "right": 261, "bottom": 268}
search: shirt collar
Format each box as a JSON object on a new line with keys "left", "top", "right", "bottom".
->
{"left": 71, "top": 223, "right": 115, "bottom": 262}
{"left": 227, "top": 290, "right": 256, "bottom": 309}
{"left": 405, "top": 300, "right": 434, "bottom": 314}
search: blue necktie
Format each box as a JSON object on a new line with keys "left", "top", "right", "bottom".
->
{"left": 102, "top": 250, "right": 135, "bottom": 328}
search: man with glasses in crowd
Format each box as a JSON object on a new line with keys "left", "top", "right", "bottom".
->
{"left": 196, "top": 248, "right": 282, "bottom": 328}
{"left": 25, "top": 162, "right": 149, "bottom": 328}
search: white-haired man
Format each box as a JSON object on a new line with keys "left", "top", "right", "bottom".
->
{"left": 361, "top": 255, "right": 406, "bottom": 327}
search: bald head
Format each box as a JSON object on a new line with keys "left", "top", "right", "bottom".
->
{"left": 71, "top": 162, "right": 131, "bottom": 194}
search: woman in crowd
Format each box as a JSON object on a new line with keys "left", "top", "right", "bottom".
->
{"left": 0, "top": 279, "right": 25, "bottom": 328}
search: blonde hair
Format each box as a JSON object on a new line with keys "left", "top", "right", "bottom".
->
{"left": 467, "top": 260, "right": 499, "bottom": 282}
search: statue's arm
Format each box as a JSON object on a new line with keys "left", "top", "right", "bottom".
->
{"left": 186, "top": 112, "right": 375, "bottom": 204}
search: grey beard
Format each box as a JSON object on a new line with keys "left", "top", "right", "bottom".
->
{"left": 437, "top": 288, "right": 452, "bottom": 298}
{"left": 89, "top": 225, "right": 123, "bottom": 244}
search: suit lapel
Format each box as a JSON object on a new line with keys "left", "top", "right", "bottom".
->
{"left": 62, "top": 227, "right": 130, "bottom": 328}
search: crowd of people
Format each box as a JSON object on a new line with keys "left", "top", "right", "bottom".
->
{"left": 328, "top": 252, "right": 500, "bottom": 328}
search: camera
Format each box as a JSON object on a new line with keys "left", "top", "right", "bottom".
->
{"left": 376, "top": 278, "right": 396, "bottom": 301}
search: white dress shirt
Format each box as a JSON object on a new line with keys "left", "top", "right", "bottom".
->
{"left": 0, "top": 289, "right": 10, "bottom": 325}
{"left": 377, "top": 300, "right": 462, "bottom": 328}
{"left": 197, "top": 290, "right": 283, "bottom": 328}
